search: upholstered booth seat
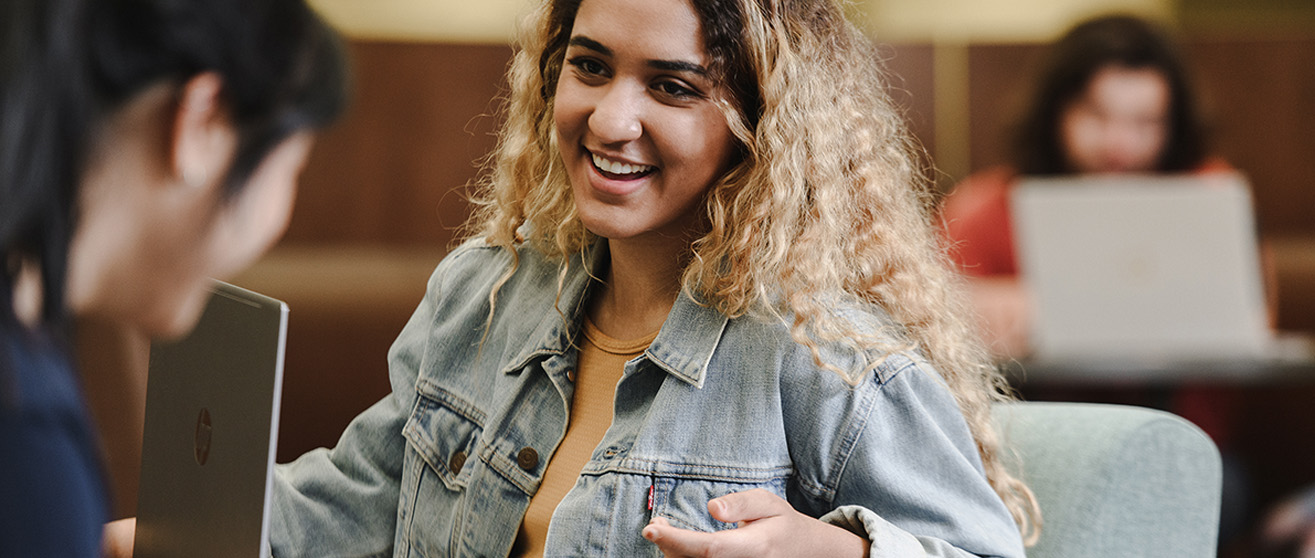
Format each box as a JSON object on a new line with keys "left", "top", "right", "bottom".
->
{"left": 992, "top": 402, "right": 1223, "bottom": 558}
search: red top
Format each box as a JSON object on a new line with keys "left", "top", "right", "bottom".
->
{"left": 940, "top": 167, "right": 1020, "bottom": 277}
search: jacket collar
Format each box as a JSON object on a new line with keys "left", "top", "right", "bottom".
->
{"left": 644, "top": 291, "right": 728, "bottom": 389}
{"left": 499, "top": 240, "right": 728, "bottom": 389}
{"left": 497, "top": 242, "right": 599, "bottom": 376}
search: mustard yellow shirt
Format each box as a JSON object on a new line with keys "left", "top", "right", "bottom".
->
{"left": 512, "top": 318, "right": 658, "bottom": 557}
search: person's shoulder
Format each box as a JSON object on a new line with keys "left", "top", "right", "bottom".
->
{"left": 1194, "top": 156, "right": 1235, "bottom": 174}
{"left": 0, "top": 325, "right": 81, "bottom": 418}
{"left": 946, "top": 166, "right": 1017, "bottom": 205}
{"left": 942, "top": 166, "right": 1018, "bottom": 223}
{"left": 425, "top": 237, "right": 563, "bottom": 292}
{"left": 724, "top": 298, "right": 918, "bottom": 385}
{"left": 953, "top": 166, "right": 1018, "bottom": 192}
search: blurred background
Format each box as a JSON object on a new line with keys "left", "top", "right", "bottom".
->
{"left": 79, "top": 0, "right": 1314, "bottom": 554}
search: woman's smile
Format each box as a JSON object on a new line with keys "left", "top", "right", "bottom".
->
{"left": 586, "top": 150, "right": 657, "bottom": 196}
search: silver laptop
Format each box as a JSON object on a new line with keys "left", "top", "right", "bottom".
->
{"left": 134, "top": 281, "right": 287, "bottom": 558}
{"left": 1011, "top": 173, "right": 1270, "bottom": 363}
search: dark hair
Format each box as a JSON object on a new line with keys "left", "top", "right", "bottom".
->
{"left": 0, "top": 0, "right": 349, "bottom": 324}
{"left": 1012, "top": 14, "right": 1208, "bottom": 175}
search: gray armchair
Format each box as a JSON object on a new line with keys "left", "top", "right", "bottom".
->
{"left": 992, "top": 402, "right": 1223, "bottom": 558}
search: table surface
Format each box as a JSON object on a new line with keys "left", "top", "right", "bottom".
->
{"left": 1000, "top": 332, "right": 1315, "bottom": 385}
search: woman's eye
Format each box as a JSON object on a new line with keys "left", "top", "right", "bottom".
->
{"left": 568, "top": 57, "right": 607, "bottom": 77}
{"left": 654, "top": 80, "right": 698, "bottom": 99}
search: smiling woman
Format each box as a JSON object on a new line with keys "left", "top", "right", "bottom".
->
{"left": 260, "top": 0, "right": 1038, "bottom": 556}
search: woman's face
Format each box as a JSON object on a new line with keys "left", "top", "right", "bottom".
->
{"left": 68, "top": 85, "right": 312, "bottom": 339}
{"left": 1059, "top": 65, "right": 1170, "bottom": 174}
{"left": 149, "top": 133, "right": 312, "bottom": 337}
{"left": 553, "top": 0, "right": 739, "bottom": 243}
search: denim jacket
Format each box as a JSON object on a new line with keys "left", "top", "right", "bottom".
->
{"left": 270, "top": 239, "right": 1025, "bottom": 558}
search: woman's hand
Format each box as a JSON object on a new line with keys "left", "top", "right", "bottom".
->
{"left": 102, "top": 517, "right": 136, "bottom": 558}
{"left": 641, "top": 489, "right": 870, "bottom": 558}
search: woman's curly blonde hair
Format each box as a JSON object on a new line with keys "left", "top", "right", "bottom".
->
{"left": 469, "top": 0, "right": 1040, "bottom": 542}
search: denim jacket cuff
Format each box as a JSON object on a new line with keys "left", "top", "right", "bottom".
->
{"left": 822, "top": 505, "right": 995, "bottom": 558}
{"left": 822, "top": 505, "right": 922, "bottom": 557}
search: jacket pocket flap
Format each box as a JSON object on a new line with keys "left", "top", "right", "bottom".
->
{"left": 402, "top": 381, "right": 486, "bottom": 491}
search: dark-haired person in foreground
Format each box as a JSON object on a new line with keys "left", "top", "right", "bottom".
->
{"left": 0, "top": 0, "right": 347, "bottom": 555}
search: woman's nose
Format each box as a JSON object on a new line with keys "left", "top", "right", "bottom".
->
{"left": 587, "top": 83, "right": 643, "bottom": 144}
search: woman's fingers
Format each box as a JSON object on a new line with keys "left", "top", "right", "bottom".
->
{"left": 706, "top": 488, "right": 790, "bottom": 526}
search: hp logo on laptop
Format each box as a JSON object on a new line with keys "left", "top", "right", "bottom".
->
{"left": 194, "top": 408, "right": 213, "bottom": 466}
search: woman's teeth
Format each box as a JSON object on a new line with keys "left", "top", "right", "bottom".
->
{"left": 592, "top": 153, "right": 654, "bottom": 176}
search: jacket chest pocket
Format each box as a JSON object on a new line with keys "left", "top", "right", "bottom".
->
{"left": 650, "top": 475, "right": 790, "bottom": 533}
{"left": 402, "top": 381, "right": 487, "bottom": 491}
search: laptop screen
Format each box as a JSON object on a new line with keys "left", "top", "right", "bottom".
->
{"left": 1011, "top": 172, "right": 1270, "bottom": 362}
{"left": 134, "top": 281, "right": 287, "bottom": 558}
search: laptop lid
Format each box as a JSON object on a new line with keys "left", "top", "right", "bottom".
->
{"left": 1010, "top": 173, "right": 1270, "bottom": 362}
{"left": 134, "top": 281, "right": 287, "bottom": 558}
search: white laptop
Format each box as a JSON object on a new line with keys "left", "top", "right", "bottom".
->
{"left": 134, "top": 281, "right": 287, "bottom": 558}
{"left": 1010, "top": 172, "right": 1271, "bottom": 363}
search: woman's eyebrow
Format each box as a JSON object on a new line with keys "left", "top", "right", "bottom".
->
{"left": 568, "top": 35, "right": 708, "bottom": 77}
{"left": 648, "top": 59, "right": 708, "bottom": 76}
{"left": 568, "top": 36, "right": 611, "bottom": 56}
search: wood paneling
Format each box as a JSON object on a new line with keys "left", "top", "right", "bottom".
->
{"left": 293, "top": 37, "right": 1315, "bottom": 240}
{"left": 1190, "top": 38, "right": 1315, "bottom": 236}
{"left": 289, "top": 41, "right": 512, "bottom": 248}
{"left": 881, "top": 43, "right": 938, "bottom": 169}
{"left": 967, "top": 44, "right": 1047, "bottom": 172}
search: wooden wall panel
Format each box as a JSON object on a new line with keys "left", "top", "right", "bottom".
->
{"left": 1190, "top": 38, "right": 1315, "bottom": 236}
{"left": 289, "top": 41, "right": 513, "bottom": 248}
{"left": 881, "top": 43, "right": 938, "bottom": 168}
{"left": 967, "top": 44, "right": 1047, "bottom": 173}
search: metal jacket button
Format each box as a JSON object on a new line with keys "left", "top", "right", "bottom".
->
{"left": 449, "top": 450, "right": 467, "bottom": 475}
{"left": 517, "top": 447, "right": 539, "bottom": 471}
{"left": 566, "top": 369, "right": 577, "bottom": 382}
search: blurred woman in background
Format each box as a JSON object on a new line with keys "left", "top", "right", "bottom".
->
{"left": 940, "top": 14, "right": 1229, "bottom": 357}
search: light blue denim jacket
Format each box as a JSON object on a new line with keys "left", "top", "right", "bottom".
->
{"left": 270, "top": 239, "right": 1025, "bottom": 558}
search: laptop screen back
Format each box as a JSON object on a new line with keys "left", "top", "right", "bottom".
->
{"left": 1011, "top": 173, "right": 1269, "bottom": 362}
{"left": 134, "top": 281, "right": 287, "bottom": 558}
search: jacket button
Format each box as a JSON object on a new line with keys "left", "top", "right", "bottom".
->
{"left": 449, "top": 450, "right": 467, "bottom": 475}
{"left": 517, "top": 447, "right": 539, "bottom": 471}
{"left": 566, "top": 369, "right": 577, "bottom": 382}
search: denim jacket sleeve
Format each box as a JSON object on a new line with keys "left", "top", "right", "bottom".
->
{"left": 267, "top": 250, "right": 454, "bottom": 558}
{"left": 810, "top": 355, "right": 1025, "bottom": 558}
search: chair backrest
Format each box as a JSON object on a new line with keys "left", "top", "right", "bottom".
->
{"left": 992, "top": 402, "right": 1222, "bottom": 558}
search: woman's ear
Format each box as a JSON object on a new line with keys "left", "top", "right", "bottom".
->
{"left": 170, "top": 72, "right": 236, "bottom": 190}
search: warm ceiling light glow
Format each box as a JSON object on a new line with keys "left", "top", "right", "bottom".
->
{"left": 308, "top": 0, "right": 533, "bottom": 43}
{"left": 865, "top": 0, "right": 1173, "bottom": 43}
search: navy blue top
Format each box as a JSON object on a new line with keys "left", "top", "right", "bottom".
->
{"left": 0, "top": 274, "right": 108, "bottom": 557}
